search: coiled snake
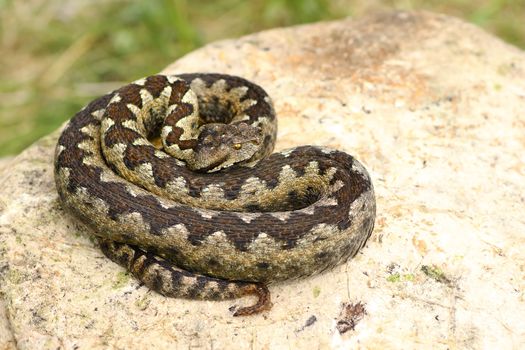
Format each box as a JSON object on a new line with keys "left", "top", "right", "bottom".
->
{"left": 54, "top": 73, "right": 376, "bottom": 316}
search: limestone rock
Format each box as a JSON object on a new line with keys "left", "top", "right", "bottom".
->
{"left": 1, "top": 11, "right": 524, "bottom": 349}
{"left": 0, "top": 157, "right": 13, "bottom": 174}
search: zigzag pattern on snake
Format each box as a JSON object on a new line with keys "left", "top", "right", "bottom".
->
{"left": 54, "top": 73, "right": 376, "bottom": 316}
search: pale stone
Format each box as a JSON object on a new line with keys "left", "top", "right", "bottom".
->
{"left": 1, "top": 11, "right": 525, "bottom": 349}
{"left": 0, "top": 157, "right": 13, "bottom": 175}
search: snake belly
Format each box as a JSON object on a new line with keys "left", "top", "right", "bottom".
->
{"left": 54, "top": 73, "right": 376, "bottom": 315}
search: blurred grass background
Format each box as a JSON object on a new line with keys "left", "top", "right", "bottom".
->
{"left": 1, "top": 0, "right": 524, "bottom": 157}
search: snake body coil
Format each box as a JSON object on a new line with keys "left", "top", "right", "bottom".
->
{"left": 54, "top": 74, "right": 376, "bottom": 315}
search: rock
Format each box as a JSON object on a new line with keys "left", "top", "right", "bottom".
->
{"left": 0, "top": 157, "right": 13, "bottom": 174}
{"left": 1, "top": 10, "right": 524, "bottom": 349}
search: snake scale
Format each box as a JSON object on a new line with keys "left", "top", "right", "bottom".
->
{"left": 54, "top": 73, "right": 376, "bottom": 316}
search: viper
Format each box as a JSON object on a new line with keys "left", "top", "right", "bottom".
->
{"left": 54, "top": 73, "right": 376, "bottom": 316}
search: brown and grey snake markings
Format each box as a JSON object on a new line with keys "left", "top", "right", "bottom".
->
{"left": 54, "top": 73, "right": 376, "bottom": 316}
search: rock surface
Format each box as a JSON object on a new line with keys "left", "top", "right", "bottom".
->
{"left": 1, "top": 11, "right": 524, "bottom": 349}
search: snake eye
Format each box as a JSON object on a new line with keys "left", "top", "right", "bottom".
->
{"left": 233, "top": 143, "right": 242, "bottom": 150}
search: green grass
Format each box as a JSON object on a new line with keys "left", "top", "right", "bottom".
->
{"left": 1, "top": 0, "right": 524, "bottom": 156}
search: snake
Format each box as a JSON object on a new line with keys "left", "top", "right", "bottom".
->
{"left": 54, "top": 73, "right": 376, "bottom": 316}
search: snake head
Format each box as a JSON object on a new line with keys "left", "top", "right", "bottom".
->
{"left": 189, "top": 122, "right": 262, "bottom": 172}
